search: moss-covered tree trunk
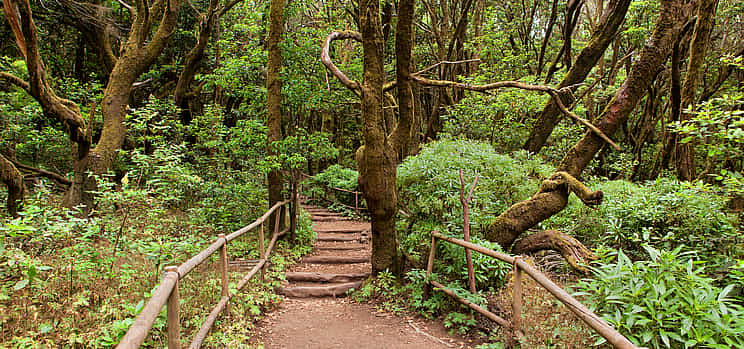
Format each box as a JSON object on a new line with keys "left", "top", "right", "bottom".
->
{"left": 4, "top": 0, "right": 182, "bottom": 213}
{"left": 392, "top": 0, "right": 416, "bottom": 160}
{"left": 67, "top": 0, "right": 183, "bottom": 212}
{"left": 524, "top": 0, "right": 632, "bottom": 154}
{"left": 267, "top": 0, "right": 285, "bottom": 229}
{"left": 357, "top": 0, "right": 400, "bottom": 275}
{"left": 0, "top": 153, "right": 24, "bottom": 217}
{"left": 676, "top": 0, "right": 718, "bottom": 181}
{"left": 487, "top": 0, "right": 692, "bottom": 267}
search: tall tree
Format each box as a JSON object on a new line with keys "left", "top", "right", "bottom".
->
{"left": 321, "top": 0, "right": 417, "bottom": 274}
{"left": 2, "top": 0, "right": 183, "bottom": 212}
{"left": 266, "top": 0, "right": 285, "bottom": 227}
{"left": 524, "top": 0, "right": 632, "bottom": 154}
{"left": 676, "top": 0, "right": 718, "bottom": 180}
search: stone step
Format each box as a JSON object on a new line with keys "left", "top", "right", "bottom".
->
{"left": 316, "top": 235, "right": 360, "bottom": 242}
{"left": 285, "top": 272, "right": 370, "bottom": 283}
{"left": 303, "top": 256, "right": 369, "bottom": 264}
{"left": 314, "top": 227, "right": 367, "bottom": 234}
{"left": 277, "top": 281, "right": 362, "bottom": 298}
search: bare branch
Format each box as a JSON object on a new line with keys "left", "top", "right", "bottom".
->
{"left": 0, "top": 72, "right": 30, "bottom": 92}
{"left": 11, "top": 159, "right": 72, "bottom": 185}
{"left": 414, "top": 59, "right": 481, "bottom": 76}
{"left": 321, "top": 31, "right": 362, "bottom": 91}
{"left": 411, "top": 75, "right": 621, "bottom": 150}
{"left": 115, "top": 0, "right": 134, "bottom": 14}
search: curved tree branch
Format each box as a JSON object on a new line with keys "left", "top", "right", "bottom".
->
{"left": 321, "top": 31, "right": 362, "bottom": 92}
{"left": 410, "top": 74, "right": 621, "bottom": 150}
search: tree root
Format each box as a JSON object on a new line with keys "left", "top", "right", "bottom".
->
{"left": 512, "top": 230, "right": 597, "bottom": 273}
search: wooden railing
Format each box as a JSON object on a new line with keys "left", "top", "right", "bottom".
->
{"left": 298, "top": 172, "right": 365, "bottom": 214}
{"left": 117, "top": 199, "right": 294, "bottom": 349}
{"left": 426, "top": 231, "right": 638, "bottom": 349}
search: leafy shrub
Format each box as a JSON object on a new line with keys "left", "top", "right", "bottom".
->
{"left": 573, "top": 246, "right": 744, "bottom": 348}
{"left": 302, "top": 165, "right": 359, "bottom": 207}
{"left": 397, "top": 139, "right": 551, "bottom": 288}
{"left": 544, "top": 178, "right": 740, "bottom": 270}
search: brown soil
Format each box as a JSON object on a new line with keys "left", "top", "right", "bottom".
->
{"left": 254, "top": 205, "right": 473, "bottom": 348}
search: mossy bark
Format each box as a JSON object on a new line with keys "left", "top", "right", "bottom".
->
{"left": 66, "top": 0, "right": 183, "bottom": 212}
{"left": 676, "top": 0, "right": 718, "bottom": 181}
{"left": 357, "top": 0, "right": 401, "bottom": 275}
{"left": 266, "top": 0, "right": 285, "bottom": 229}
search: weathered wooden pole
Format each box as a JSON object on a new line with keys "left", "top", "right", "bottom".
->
{"left": 165, "top": 266, "right": 180, "bottom": 349}
{"left": 512, "top": 258, "right": 523, "bottom": 338}
{"left": 218, "top": 234, "right": 229, "bottom": 316}
{"left": 259, "top": 223, "right": 266, "bottom": 282}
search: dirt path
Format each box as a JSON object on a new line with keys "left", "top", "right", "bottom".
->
{"left": 254, "top": 205, "right": 472, "bottom": 349}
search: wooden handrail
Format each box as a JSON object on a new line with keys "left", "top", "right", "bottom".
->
{"left": 117, "top": 199, "right": 294, "bottom": 349}
{"left": 428, "top": 232, "right": 638, "bottom": 349}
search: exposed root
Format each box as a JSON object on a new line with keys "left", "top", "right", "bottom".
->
{"left": 512, "top": 230, "right": 597, "bottom": 273}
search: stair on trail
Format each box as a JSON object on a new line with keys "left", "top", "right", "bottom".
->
{"left": 277, "top": 205, "right": 371, "bottom": 298}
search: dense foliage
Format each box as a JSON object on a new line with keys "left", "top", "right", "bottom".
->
{"left": 574, "top": 246, "right": 744, "bottom": 348}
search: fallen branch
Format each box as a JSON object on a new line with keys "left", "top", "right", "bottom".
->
{"left": 12, "top": 160, "right": 72, "bottom": 185}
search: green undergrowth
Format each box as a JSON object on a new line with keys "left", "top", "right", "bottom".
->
{"left": 352, "top": 269, "right": 491, "bottom": 336}
{"left": 1, "top": 179, "right": 313, "bottom": 348}
{"left": 573, "top": 246, "right": 744, "bottom": 348}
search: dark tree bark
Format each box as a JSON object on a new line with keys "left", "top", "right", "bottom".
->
{"left": 174, "top": 0, "right": 220, "bottom": 126}
{"left": 0, "top": 153, "right": 24, "bottom": 217}
{"left": 356, "top": 0, "right": 401, "bottom": 275}
{"left": 524, "top": 0, "right": 632, "bottom": 154}
{"left": 536, "top": 0, "right": 559, "bottom": 78}
{"left": 488, "top": 0, "right": 692, "bottom": 269}
{"left": 676, "top": 0, "right": 718, "bottom": 181}
{"left": 267, "top": 0, "right": 285, "bottom": 229}
{"left": 392, "top": 0, "right": 416, "bottom": 159}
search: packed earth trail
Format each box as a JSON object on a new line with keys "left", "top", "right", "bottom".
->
{"left": 254, "top": 204, "right": 472, "bottom": 348}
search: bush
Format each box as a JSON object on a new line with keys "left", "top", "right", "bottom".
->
{"left": 302, "top": 165, "right": 359, "bottom": 207}
{"left": 544, "top": 178, "right": 740, "bottom": 271}
{"left": 397, "top": 139, "right": 552, "bottom": 288}
{"left": 573, "top": 246, "right": 744, "bottom": 348}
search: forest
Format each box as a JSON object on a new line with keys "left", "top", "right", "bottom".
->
{"left": 1, "top": 0, "right": 743, "bottom": 347}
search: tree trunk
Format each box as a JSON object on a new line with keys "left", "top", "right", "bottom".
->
{"left": 357, "top": 0, "right": 400, "bottom": 275}
{"left": 676, "top": 0, "right": 718, "bottom": 181}
{"left": 4, "top": 0, "right": 183, "bottom": 212}
{"left": 267, "top": 0, "right": 286, "bottom": 229}
{"left": 0, "top": 153, "right": 24, "bottom": 217}
{"left": 392, "top": 0, "right": 416, "bottom": 160}
{"left": 524, "top": 0, "right": 632, "bottom": 154}
{"left": 67, "top": 0, "right": 183, "bottom": 212}
{"left": 174, "top": 0, "right": 220, "bottom": 126}
{"left": 488, "top": 0, "right": 691, "bottom": 262}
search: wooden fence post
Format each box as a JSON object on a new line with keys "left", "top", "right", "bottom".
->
{"left": 424, "top": 234, "right": 438, "bottom": 299}
{"left": 290, "top": 176, "right": 298, "bottom": 241}
{"left": 354, "top": 192, "right": 359, "bottom": 215}
{"left": 165, "top": 266, "right": 180, "bottom": 349}
{"left": 512, "top": 257, "right": 523, "bottom": 339}
{"left": 218, "top": 234, "right": 229, "bottom": 316}
{"left": 259, "top": 223, "right": 265, "bottom": 282}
